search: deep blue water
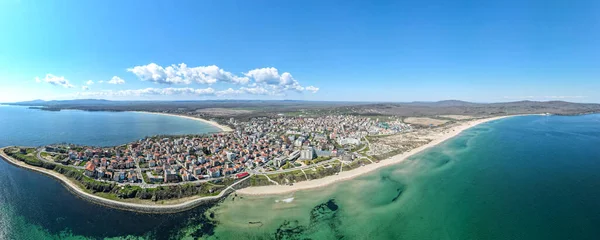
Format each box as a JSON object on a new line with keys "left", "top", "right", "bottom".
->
{"left": 0, "top": 106, "right": 219, "bottom": 147}
{"left": 0, "top": 106, "right": 220, "bottom": 239}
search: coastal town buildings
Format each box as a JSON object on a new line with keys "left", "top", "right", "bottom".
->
{"left": 44, "top": 115, "right": 411, "bottom": 185}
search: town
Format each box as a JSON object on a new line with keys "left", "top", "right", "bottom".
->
{"left": 41, "top": 115, "right": 412, "bottom": 186}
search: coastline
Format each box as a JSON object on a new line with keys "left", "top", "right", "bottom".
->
{"left": 134, "top": 111, "right": 233, "bottom": 132}
{"left": 236, "top": 115, "right": 521, "bottom": 196}
{"left": 0, "top": 114, "right": 526, "bottom": 212}
{"left": 0, "top": 148, "right": 239, "bottom": 214}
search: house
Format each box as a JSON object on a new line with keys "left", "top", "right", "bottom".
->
{"left": 119, "top": 171, "right": 126, "bottom": 181}
{"left": 300, "top": 147, "right": 315, "bottom": 160}
{"left": 193, "top": 167, "right": 203, "bottom": 176}
{"left": 207, "top": 167, "right": 221, "bottom": 178}
{"left": 274, "top": 156, "right": 287, "bottom": 168}
{"left": 45, "top": 146, "right": 57, "bottom": 152}
{"left": 96, "top": 168, "right": 105, "bottom": 179}
{"left": 226, "top": 152, "right": 237, "bottom": 161}
{"left": 164, "top": 170, "right": 179, "bottom": 183}
{"left": 84, "top": 162, "right": 96, "bottom": 177}
{"left": 181, "top": 171, "right": 195, "bottom": 181}
{"left": 289, "top": 150, "right": 301, "bottom": 160}
{"left": 126, "top": 159, "right": 135, "bottom": 168}
{"left": 127, "top": 171, "right": 138, "bottom": 182}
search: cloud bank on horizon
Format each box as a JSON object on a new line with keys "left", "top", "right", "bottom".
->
{"left": 35, "top": 63, "right": 319, "bottom": 99}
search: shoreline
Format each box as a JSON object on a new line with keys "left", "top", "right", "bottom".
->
{"left": 236, "top": 115, "right": 523, "bottom": 196}
{"left": 0, "top": 148, "right": 237, "bottom": 214}
{"left": 0, "top": 114, "right": 528, "bottom": 212}
{"left": 134, "top": 111, "right": 233, "bottom": 132}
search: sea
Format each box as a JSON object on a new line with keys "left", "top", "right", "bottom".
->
{"left": 1, "top": 105, "right": 600, "bottom": 239}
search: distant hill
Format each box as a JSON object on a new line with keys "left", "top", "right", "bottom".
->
{"left": 6, "top": 99, "right": 368, "bottom": 113}
{"left": 6, "top": 99, "right": 600, "bottom": 117}
{"left": 405, "top": 100, "right": 480, "bottom": 107}
{"left": 353, "top": 100, "right": 600, "bottom": 116}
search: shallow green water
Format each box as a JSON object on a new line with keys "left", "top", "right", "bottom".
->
{"left": 206, "top": 114, "right": 600, "bottom": 240}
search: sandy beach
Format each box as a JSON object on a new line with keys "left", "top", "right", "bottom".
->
{"left": 136, "top": 111, "right": 233, "bottom": 132}
{"left": 237, "top": 115, "right": 520, "bottom": 196}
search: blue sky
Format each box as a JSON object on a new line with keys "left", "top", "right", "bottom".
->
{"left": 0, "top": 0, "right": 599, "bottom": 103}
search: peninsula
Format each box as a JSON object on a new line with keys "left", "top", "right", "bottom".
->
{"left": 4, "top": 99, "right": 599, "bottom": 213}
{"left": 0, "top": 108, "right": 523, "bottom": 213}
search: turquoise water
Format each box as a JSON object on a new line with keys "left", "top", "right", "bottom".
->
{"left": 208, "top": 114, "right": 600, "bottom": 239}
{"left": 1, "top": 106, "right": 600, "bottom": 239}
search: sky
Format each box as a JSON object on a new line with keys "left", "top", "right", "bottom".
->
{"left": 0, "top": 0, "right": 599, "bottom": 103}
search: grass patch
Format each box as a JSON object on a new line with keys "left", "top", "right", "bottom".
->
{"left": 249, "top": 175, "right": 272, "bottom": 186}
{"left": 372, "top": 149, "right": 404, "bottom": 161}
{"left": 303, "top": 156, "right": 331, "bottom": 165}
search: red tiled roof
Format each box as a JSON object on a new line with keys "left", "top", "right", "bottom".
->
{"left": 84, "top": 162, "right": 96, "bottom": 172}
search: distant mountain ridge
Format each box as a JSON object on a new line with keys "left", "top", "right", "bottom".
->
{"left": 5, "top": 99, "right": 600, "bottom": 117}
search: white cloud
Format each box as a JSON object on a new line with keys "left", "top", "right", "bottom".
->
{"left": 244, "top": 67, "right": 281, "bottom": 85}
{"left": 82, "top": 86, "right": 90, "bottom": 91}
{"left": 107, "top": 76, "right": 125, "bottom": 84}
{"left": 244, "top": 67, "right": 308, "bottom": 92}
{"left": 77, "top": 86, "right": 294, "bottom": 98}
{"left": 86, "top": 80, "right": 94, "bottom": 85}
{"left": 124, "top": 63, "right": 319, "bottom": 96}
{"left": 98, "top": 80, "right": 104, "bottom": 83}
{"left": 304, "top": 86, "right": 319, "bottom": 93}
{"left": 35, "top": 74, "right": 74, "bottom": 88}
{"left": 127, "top": 63, "right": 249, "bottom": 85}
